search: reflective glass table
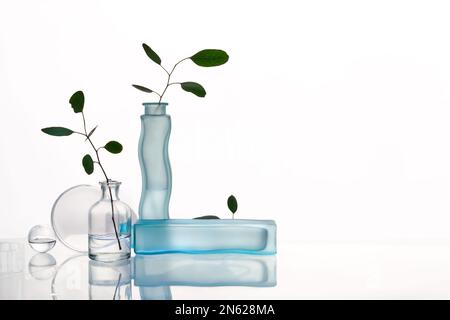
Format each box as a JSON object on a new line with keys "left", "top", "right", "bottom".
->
{"left": 0, "top": 238, "right": 277, "bottom": 300}
{"left": 3, "top": 238, "right": 450, "bottom": 299}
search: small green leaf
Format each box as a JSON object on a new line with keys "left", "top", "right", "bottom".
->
{"left": 104, "top": 141, "right": 123, "bottom": 154}
{"left": 82, "top": 154, "right": 94, "bottom": 175}
{"left": 180, "top": 82, "right": 206, "bottom": 97}
{"left": 194, "top": 215, "right": 220, "bottom": 219}
{"left": 41, "top": 127, "right": 73, "bottom": 136}
{"left": 85, "top": 125, "right": 98, "bottom": 141}
{"left": 142, "top": 43, "right": 161, "bottom": 65}
{"left": 69, "top": 91, "right": 84, "bottom": 113}
{"left": 132, "top": 84, "right": 153, "bottom": 93}
{"left": 191, "top": 49, "right": 229, "bottom": 67}
{"left": 227, "top": 195, "right": 238, "bottom": 214}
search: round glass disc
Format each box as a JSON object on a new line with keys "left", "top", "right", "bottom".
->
{"left": 51, "top": 185, "right": 101, "bottom": 253}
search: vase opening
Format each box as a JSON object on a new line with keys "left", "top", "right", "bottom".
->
{"left": 143, "top": 102, "right": 168, "bottom": 115}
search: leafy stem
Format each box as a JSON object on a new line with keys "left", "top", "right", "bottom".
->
{"left": 158, "top": 58, "right": 189, "bottom": 103}
{"left": 80, "top": 112, "right": 121, "bottom": 250}
{"left": 42, "top": 90, "right": 124, "bottom": 251}
{"left": 132, "top": 44, "right": 229, "bottom": 102}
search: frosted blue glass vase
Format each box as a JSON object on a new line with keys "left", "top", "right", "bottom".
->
{"left": 133, "top": 219, "right": 276, "bottom": 255}
{"left": 138, "top": 103, "right": 172, "bottom": 219}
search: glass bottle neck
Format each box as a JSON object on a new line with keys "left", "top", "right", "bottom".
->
{"left": 143, "top": 102, "right": 168, "bottom": 115}
{"left": 100, "top": 181, "right": 120, "bottom": 201}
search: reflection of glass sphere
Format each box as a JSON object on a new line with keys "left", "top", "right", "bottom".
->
{"left": 28, "top": 225, "right": 56, "bottom": 253}
{"left": 28, "top": 253, "right": 57, "bottom": 280}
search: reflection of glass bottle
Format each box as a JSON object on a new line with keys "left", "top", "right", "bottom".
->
{"left": 88, "top": 181, "right": 132, "bottom": 262}
{"left": 138, "top": 103, "right": 172, "bottom": 219}
{"left": 89, "top": 259, "right": 132, "bottom": 300}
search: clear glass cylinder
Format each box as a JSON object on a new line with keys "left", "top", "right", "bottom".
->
{"left": 138, "top": 102, "right": 172, "bottom": 219}
{"left": 88, "top": 181, "right": 132, "bottom": 262}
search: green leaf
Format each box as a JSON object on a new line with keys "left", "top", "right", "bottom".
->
{"left": 41, "top": 127, "right": 73, "bottom": 136}
{"left": 180, "top": 82, "right": 206, "bottom": 97}
{"left": 82, "top": 154, "right": 94, "bottom": 175}
{"left": 69, "top": 91, "right": 84, "bottom": 113}
{"left": 132, "top": 84, "right": 153, "bottom": 93}
{"left": 191, "top": 49, "right": 229, "bottom": 67}
{"left": 227, "top": 195, "right": 238, "bottom": 214}
{"left": 85, "top": 125, "right": 98, "bottom": 141}
{"left": 104, "top": 141, "right": 123, "bottom": 154}
{"left": 142, "top": 43, "right": 161, "bottom": 65}
{"left": 194, "top": 215, "right": 220, "bottom": 219}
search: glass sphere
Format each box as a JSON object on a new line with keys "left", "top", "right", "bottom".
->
{"left": 28, "top": 225, "right": 56, "bottom": 253}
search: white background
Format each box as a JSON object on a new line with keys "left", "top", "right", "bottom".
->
{"left": 2, "top": 0, "right": 450, "bottom": 244}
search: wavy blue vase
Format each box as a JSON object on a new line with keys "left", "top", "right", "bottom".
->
{"left": 138, "top": 102, "right": 172, "bottom": 219}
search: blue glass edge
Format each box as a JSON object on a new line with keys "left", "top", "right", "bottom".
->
{"left": 133, "top": 280, "right": 276, "bottom": 288}
{"left": 134, "top": 249, "right": 277, "bottom": 255}
{"left": 134, "top": 218, "right": 277, "bottom": 225}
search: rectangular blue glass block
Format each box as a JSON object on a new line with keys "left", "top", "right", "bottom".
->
{"left": 133, "top": 219, "right": 276, "bottom": 255}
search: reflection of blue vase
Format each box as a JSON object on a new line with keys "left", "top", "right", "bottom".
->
{"left": 134, "top": 254, "right": 276, "bottom": 287}
{"left": 139, "top": 287, "right": 172, "bottom": 300}
{"left": 138, "top": 103, "right": 172, "bottom": 219}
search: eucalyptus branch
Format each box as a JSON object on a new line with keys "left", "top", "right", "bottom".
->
{"left": 160, "top": 64, "right": 171, "bottom": 76}
{"left": 169, "top": 57, "right": 190, "bottom": 75}
{"left": 80, "top": 112, "right": 121, "bottom": 250}
{"left": 132, "top": 44, "right": 229, "bottom": 102}
{"left": 41, "top": 90, "right": 124, "bottom": 251}
{"left": 158, "top": 59, "right": 188, "bottom": 103}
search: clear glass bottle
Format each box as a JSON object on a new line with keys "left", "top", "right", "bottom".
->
{"left": 138, "top": 102, "right": 172, "bottom": 219}
{"left": 88, "top": 181, "right": 132, "bottom": 262}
